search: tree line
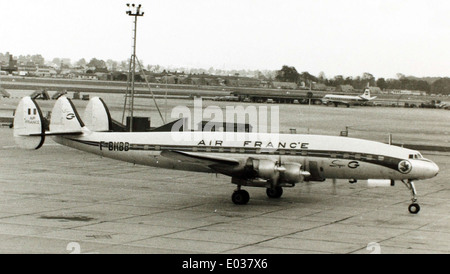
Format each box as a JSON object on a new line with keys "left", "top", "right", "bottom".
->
{"left": 275, "top": 65, "right": 450, "bottom": 95}
{"left": 2, "top": 53, "right": 449, "bottom": 95}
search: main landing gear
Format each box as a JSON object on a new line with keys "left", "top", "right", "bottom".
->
{"left": 402, "top": 179, "right": 420, "bottom": 214}
{"left": 231, "top": 186, "right": 284, "bottom": 205}
{"left": 266, "top": 186, "right": 283, "bottom": 198}
{"left": 231, "top": 186, "right": 250, "bottom": 205}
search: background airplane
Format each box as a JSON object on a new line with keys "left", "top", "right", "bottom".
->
{"left": 322, "top": 87, "right": 377, "bottom": 107}
{"left": 13, "top": 96, "right": 438, "bottom": 214}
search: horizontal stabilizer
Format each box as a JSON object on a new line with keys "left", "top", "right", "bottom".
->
{"left": 13, "top": 96, "right": 46, "bottom": 149}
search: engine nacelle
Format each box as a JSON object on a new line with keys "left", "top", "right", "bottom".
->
{"left": 280, "top": 163, "right": 307, "bottom": 184}
{"left": 252, "top": 159, "right": 279, "bottom": 181}
{"left": 245, "top": 159, "right": 310, "bottom": 185}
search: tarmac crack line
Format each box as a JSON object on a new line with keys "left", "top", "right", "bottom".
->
{"left": 222, "top": 214, "right": 358, "bottom": 253}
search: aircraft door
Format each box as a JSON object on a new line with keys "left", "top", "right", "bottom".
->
{"left": 306, "top": 160, "right": 325, "bottom": 181}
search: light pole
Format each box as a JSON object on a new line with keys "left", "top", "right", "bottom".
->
{"left": 126, "top": 3, "right": 144, "bottom": 132}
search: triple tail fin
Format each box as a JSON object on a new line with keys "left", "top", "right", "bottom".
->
{"left": 49, "top": 96, "right": 84, "bottom": 134}
{"left": 13, "top": 96, "right": 46, "bottom": 149}
{"left": 13, "top": 96, "right": 84, "bottom": 149}
{"left": 83, "top": 97, "right": 112, "bottom": 132}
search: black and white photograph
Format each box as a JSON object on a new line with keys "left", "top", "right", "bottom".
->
{"left": 0, "top": 0, "right": 449, "bottom": 259}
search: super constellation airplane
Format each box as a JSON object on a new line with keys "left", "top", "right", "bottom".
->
{"left": 322, "top": 87, "right": 377, "bottom": 107}
{"left": 13, "top": 96, "right": 439, "bottom": 214}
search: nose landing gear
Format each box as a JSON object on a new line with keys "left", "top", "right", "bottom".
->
{"left": 402, "top": 180, "right": 420, "bottom": 214}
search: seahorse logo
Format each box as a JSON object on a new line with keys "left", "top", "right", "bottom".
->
{"left": 398, "top": 160, "right": 412, "bottom": 174}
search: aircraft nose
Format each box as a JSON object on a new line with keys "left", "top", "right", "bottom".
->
{"left": 417, "top": 160, "right": 439, "bottom": 178}
{"left": 430, "top": 161, "right": 439, "bottom": 177}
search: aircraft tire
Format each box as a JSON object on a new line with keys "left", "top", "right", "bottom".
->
{"left": 408, "top": 203, "right": 420, "bottom": 214}
{"left": 232, "top": 190, "right": 250, "bottom": 205}
{"left": 266, "top": 186, "right": 283, "bottom": 199}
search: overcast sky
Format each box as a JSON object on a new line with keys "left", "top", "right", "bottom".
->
{"left": 1, "top": 0, "right": 449, "bottom": 79}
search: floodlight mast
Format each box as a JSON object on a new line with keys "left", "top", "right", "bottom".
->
{"left": 126, "top": 3, "right": 144, "bottom": 132}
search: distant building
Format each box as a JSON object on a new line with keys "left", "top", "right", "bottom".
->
{"left": 367, "top": 86, "right": 382, "bottom": 94}
{"left": 75, "top": 73, "right": 98, "bottom": 80}
{"left": 311, "top": 83, "right": 327, "bottom": 90}
{"left": 17, "top": 61, "right": 38, "bottom": 74}
{"left": 271, "top": 81, "right": 297, "bottom": 89}
{"left": 335, "top": 84, "right": 354, "bottom": 93}
{"left": 161, "top": 75, "right": 180, "bottom": 84}
{"left": 35, "top": 67, "right": 57, "bottom": 77}
{"left": 94, "top": 72, "right": 110, "bottom": 81}
{"left": 391, "top": 90, "right": 423, "bottom": 96}
{"left": 0, "top": 55, "right": 17, "bottom": 74}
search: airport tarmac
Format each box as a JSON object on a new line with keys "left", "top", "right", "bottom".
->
{"left": 0, "top": 123, "right": 449, "bottom": 254}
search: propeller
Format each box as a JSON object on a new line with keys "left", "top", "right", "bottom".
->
{"left": 272, "top": 155, "right": 284, "bottom": 185}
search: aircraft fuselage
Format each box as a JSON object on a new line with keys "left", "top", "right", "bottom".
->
{"left": 53, "top": 131, "right": 439, "bottom": 182}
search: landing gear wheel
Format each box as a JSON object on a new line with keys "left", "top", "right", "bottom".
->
{"left": 232, "top": 190, "right": 250, "bottom": 205}
{"left": 266, "top": 186, "right": 283, "bottom": 199}
{"left": 408, "top": 203, "right": 420, "bottom": 214}
{"left": 402, "top": 180, "right": 420, "bottom": 214}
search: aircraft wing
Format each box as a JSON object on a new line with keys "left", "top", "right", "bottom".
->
{"left": 160, "top": 150, "right": 240, "bottom": 167}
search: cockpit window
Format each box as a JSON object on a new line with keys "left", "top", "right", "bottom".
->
{"left": 409, "top": 154, "right": 423, "bottom": 159}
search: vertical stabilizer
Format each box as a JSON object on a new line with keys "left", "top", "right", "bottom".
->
{"left": 360, "top": 88, "right": 377, "bottom": 101}
{"left": 84, "top": 97, "right": 112, "bottom": 131}
{"left": 13, "top": 96, "right": 45, "bottom": 149}
{"left": 50, "top": 96, "right": 84, "bottom": 134}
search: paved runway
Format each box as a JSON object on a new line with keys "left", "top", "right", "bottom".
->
{"left": 0, "top": 127, "right": 449, "bottom": 254}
